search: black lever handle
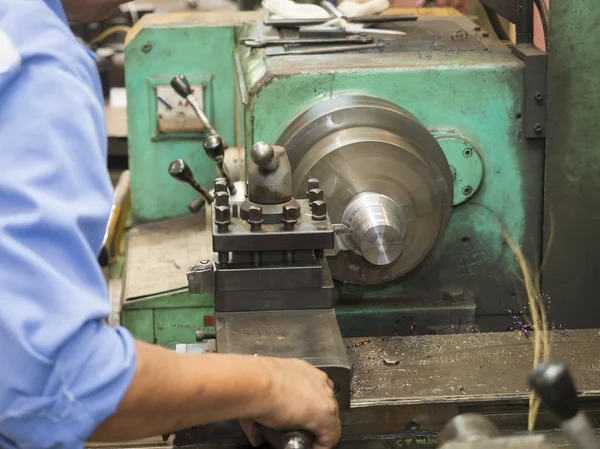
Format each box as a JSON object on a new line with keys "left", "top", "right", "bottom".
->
{"left": 170, "top": 74, "right": 193, "bottom": 99}
{"left": 528, "top": 361, "right": 579, "bottom": 421}
{"left": 203, "top": 135, "right": 237, "bottom": 194}
{"left": 168, "top": 159, "right": 214, "bottom": 204}
{"left": 188, "top": 197, "right": 206, "bottom": 213}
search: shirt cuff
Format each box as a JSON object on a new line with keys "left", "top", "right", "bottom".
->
{"left": 0, "top": 322, "right": 136, "bottom": 449}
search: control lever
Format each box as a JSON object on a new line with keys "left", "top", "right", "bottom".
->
{"left": 203, "top": 135, "right": 237, "bottom": 194}
{"left": 529, "top": 361, "right": 600, "bottom": 449}
{"left": 259, "top": 427, "right": 314, "bottom": 449}
{"left": 170, "top": 75, "right": 218, "bottom": 136}
{"left": 168, "top": 159, "right": 214, "bottom": 204}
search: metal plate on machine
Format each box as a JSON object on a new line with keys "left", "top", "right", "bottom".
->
{"left": 124, "top": 214, "right": 211, "bottom": 300}
{"left": 216, "top": 309, "right": 352, "bottom": 407}
{"left": 155, "top": 83, "right": 205, "bottom": 133}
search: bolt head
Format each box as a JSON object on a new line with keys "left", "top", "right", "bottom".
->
{"left": 443, "top": 286, "right": 465, "bottom": 304}
{"left": 308, "top": 178, "right": 320, "bottom": 191}
{"left": 214, "top": 205, "right": 231, "bottom": 225}
{"left": 251, "top": 142, "right": 275, "bottom": 167}
{"left": 534, "top": 123, "right": 543, "bottom": 133}
{"left": 311, "top": 200, "right": 327, "bottom": 221}
{"left": 308, "top": 188, "right": 324, "bottom": 204}
{"left": 214, "top": 178, "right": 228, "bottom": 193}
{"left": 282, "top": 204, "right": 300, "bottom": 222}
{"left": 215, "top": 191, "right": 230, "bottom": 207}
{"left": 534, "top": 92, "right": 544, "bottom": 101}
{"left": 248, "top": 205, "right": 263, "bottom": 223}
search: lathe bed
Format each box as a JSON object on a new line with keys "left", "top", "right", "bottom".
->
{"left": 106, "top": 215, "right": 600, "bottom": 449}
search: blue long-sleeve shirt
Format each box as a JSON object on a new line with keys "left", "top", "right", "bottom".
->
{"left": 0, "top": 1, "right": 137, "bottom": 447}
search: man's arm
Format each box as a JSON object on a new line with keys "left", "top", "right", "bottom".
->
{"left": 0, "top": 4, "right": 340, "bottom": 449}
{"left": 90, "top": 342, "right": 340, "bottom": 449}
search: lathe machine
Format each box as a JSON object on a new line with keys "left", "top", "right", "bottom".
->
{"left": 112, "top": 1, "right": 600, "bottom": 448}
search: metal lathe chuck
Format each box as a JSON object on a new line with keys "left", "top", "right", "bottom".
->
{"left": 278, "top": 96, "right": 453, "bottom": 285}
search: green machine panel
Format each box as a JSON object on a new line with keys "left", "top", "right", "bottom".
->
{"left": 236, "top": 16, "right": 545, "bottom": 332}
{"left": 125, "top": 12, "right": 262, "bottom": 223}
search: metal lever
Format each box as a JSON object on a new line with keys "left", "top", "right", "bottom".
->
{"left": 168, "top": 159, "right": 214, "bottom": 204}
{"left": 529, "top": 361, "right": 600, "bottom": 449}
{"left": 203, "top": 135, "right": 237, "bottom": 194}
{"left": 170, "top": 75, "right": 218, "bottom": 136}
{"left": 242, "top": 34, "right": 373, "bottom": 48}
{"left": 259, "top": 427, "right": 314, "bottom": 449}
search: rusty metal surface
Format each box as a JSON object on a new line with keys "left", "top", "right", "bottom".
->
{"left": 347, "top": 330, "right": 600, "bottom": 405}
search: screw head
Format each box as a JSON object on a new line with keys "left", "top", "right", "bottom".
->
{"left": 251, "top": 142, "right": 275, "bottom": 167}
{"left": 518, "top": 5, "right": 523, "bottom": 11}
{"left": 463, "top": 148, "right": 473, "bottom": 158}
{"left": 142, "top": 42, "right": 152, "bottom": 52}
{"left": 462, "top": 185, "right": 473, "bottom": 196}
{"left": 534, "top": 123, "right": 544, "bottom": 133}
{"left": 308, "top": 188, "right": 324, "bottom": 204}
{"left": 311, "top": 200, "right": 327, "bottom": 221}
{"left": 215, "top": 191, "right": 230, "bottom": 207}
{"left": 534, "top": 92, "right": 544, "bottom": 101}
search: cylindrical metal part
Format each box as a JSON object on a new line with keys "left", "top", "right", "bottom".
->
{"left": 315, "top": 249, "right": 325, "bottom": 260}
{"left": 342, "top": 192, "right": 406, "bottom": 266}
{"left": 438, "top": 414, "right": 499, "bottom": 446}
{"left": 218, "top": 252, "right": 229, "bottom": 265}
{"left": 562, "top": 413, "right": 600, "bottom": 449}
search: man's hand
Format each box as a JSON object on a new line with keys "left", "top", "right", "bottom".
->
{"left": 240, "top": 358, "right": 341, "bottom": 449}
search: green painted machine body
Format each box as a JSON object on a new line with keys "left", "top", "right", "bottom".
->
{"left": 123, "top": 13, "right": 545, "bottom": 345}
{"left": 237, "top": 17, "right": 544, "bottom": 331}
{"left": 124, "top": 13, "right": 255, "bottom": 223}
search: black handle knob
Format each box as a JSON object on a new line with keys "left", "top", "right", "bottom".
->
{"left": 203, "top": 135, "right": 226, "bottom": 161}
{"left": 169, "top": 159, "right": 196, "bottom": 185}
{"left": 168, "top": 159, "right": 214, "bottom": 204}
{"left": 170, "top": 75, "right": 192, "bottom": 99}
{"left": 188, "top": 197, "right": 206, "bottom": 213}
{"left": 528, "top": 361, "right": 579, "bottom": 421}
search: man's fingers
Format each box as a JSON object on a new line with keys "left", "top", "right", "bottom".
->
{"left": 240, "top": 419, "right": 264, "bottom": 447}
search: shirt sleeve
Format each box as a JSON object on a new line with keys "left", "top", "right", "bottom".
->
{"left": 0, "top": 6, "right": 137, "bottom": 448}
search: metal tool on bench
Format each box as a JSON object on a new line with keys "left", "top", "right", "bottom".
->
{"left": 529, "top": 361, "right": 600, "bottom": 449}
{"left": 263, "top": 14, "right": 417, "bottom": 28}
{"left": 242, "top": 34, "right": 373, "bottom": 48}
{"left": 268, "top": 42, "right": 381, "bottom": 56}
{"left": 318, "top": 1, "right": 407, "bottom": 36}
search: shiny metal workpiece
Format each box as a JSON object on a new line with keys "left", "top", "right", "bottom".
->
{"left": 278, "top": 96, "right": 453, "bottom": 284}
{"left": 341, "top": 192, "right": 406, "bottom": 266}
